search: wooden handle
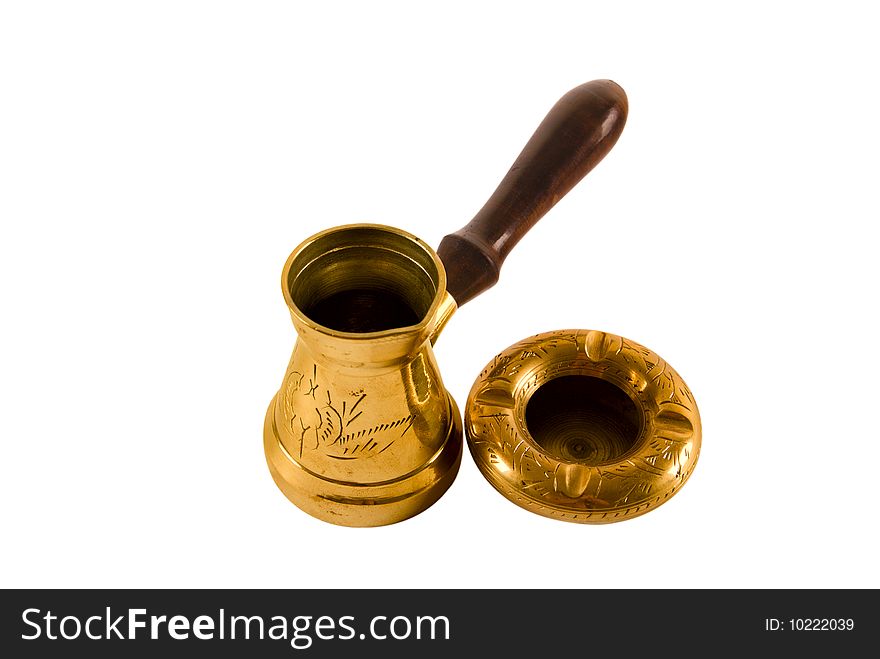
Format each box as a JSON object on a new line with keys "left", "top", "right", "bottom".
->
{"left": 437, "top": 79, "right": 628, "bottom": 305}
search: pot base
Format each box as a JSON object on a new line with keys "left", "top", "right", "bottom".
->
{"left": 265, "top": 392, "right": 462, "bottom": 527}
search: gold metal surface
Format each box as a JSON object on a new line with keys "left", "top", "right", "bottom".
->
{"left": 465, "top": 330, "right": 701, "bottom": 523}
{"left": 264, "top": 224, "right": 462, "bottom": 527}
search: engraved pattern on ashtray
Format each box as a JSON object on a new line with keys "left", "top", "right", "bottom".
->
{"left": 466, "top": 330, "right": 700, "bottom": 522}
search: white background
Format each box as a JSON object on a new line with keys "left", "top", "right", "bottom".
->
{"left": 2, "top": 1, "right": 878, "bottom": 589}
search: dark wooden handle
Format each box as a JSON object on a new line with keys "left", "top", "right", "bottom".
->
{"left": 437, "top": 79, "right": 628, "bottom": 305}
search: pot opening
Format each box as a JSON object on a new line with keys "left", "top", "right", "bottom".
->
{"left": 525, "top": 375, "right": 642, "bottom": 465}
{"left": 287, "top": 227, "right": 441, "bottom": 334}
{"left": 304, "top": 288, "right": 420, "bottom": 333}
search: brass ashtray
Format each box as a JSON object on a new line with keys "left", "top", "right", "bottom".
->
{"left": 465, "top": 329, "right": 701, "bottom": 523}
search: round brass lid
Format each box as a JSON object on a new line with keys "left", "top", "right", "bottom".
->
{"left": 465, "top": 330, "right": 701, "bottom": 523}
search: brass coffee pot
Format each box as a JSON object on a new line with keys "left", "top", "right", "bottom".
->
{"left": 265, "top": 80, "right": 628, "bottom": 526}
